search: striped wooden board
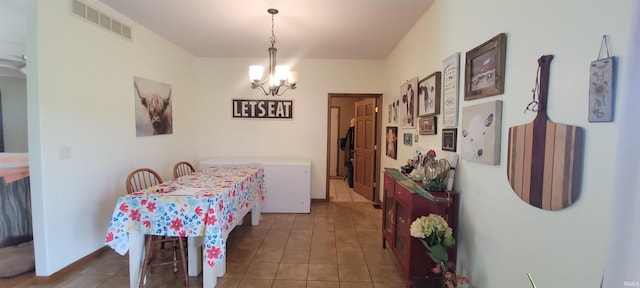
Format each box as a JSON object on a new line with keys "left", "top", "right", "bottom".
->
{"left": 507, "top": 55, "right": 584, "bottom": 210}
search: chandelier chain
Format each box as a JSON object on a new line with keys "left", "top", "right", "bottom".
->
{"left": 270, "top": 13, "right": 277, "bottom": 47}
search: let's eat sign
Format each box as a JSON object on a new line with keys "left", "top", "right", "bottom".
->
{"left": 232, "top": 99, "right": 293, "bottom": 119}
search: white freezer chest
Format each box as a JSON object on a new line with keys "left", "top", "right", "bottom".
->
{"left": 199, "top": 158, "right": 311, "bottom": 213}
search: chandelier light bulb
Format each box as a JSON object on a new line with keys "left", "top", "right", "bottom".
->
{"left": 275, "top": 66, "right": 290, "bottom": 82}
{"left": 249, "top": 66, "right": 264, "bottom": 82}
{"left": 288, "top": 71, "right": 298, "bottom": 85}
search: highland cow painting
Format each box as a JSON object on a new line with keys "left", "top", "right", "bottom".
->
{"left": 134, "top": 76, "right": 173, "bottom": 137}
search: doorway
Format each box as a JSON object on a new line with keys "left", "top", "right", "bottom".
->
{"left": 325, "top": 93, "right": 382, "bottom": 203}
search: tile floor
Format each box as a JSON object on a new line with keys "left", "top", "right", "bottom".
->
{"left": 0, "top": 179, "right": 403, "bottom": 288}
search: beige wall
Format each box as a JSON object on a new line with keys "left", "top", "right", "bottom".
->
{"left": 193, "top": 58, "right": 384, "bottom": 199}
{"left": 28, "top": 0, "right": 385, "bottom": 276}
{"left": 28, "top": 0, "right": 635, "bottom": 283}
{"left": 29, "top": 0, "right": 200, "bottom": 275}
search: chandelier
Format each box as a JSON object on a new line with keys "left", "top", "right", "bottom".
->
{"left": 249, "top": 8, "right": 298, "bottom": 96}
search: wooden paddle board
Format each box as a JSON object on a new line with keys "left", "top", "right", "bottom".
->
{"left": 507, "top": 55, "right": 584, "bottom": 210}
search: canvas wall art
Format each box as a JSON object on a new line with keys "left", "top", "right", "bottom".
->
{"left": 134, "top": 76, "right": 173, "bottom": 137}
{"left": 461, "top": 100, "right": 502, "bottom": 165}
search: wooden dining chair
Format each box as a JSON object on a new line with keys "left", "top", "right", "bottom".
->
{"left": 125, "top": 168, "right": 188, "bottom": 287}
{"left": 126, "top": 168, "right": 163, "bottom": 194}
{"left": 173, "top": 161, "right": 195, "bottom": 178}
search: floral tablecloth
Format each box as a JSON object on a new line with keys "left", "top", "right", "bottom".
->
{"left": 105, "top": 166, "right": 265, "bottom": 267}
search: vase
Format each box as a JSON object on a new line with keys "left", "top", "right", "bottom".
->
{"left": 424, "top": 158, "right": 450, "bottom": 191}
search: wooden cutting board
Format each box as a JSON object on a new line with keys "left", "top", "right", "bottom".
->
{"left": 507, "top": 55, "right": 584, "bottom": 210}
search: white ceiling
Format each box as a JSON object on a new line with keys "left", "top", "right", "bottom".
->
{"left": 0, "top": 0, "right": 434, "bottom": 78}
{"left": 97, "top": 0, "right": 435, "bottom": 59}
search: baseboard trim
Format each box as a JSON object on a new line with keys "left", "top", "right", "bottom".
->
{"left": 33, "top": 246, "right": 109, "bottom": 283}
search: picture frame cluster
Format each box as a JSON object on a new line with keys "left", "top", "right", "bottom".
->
{"left": 387, "top": 32, "right": 511, "bottom": 158}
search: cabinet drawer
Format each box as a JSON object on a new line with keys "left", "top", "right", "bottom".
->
{"left": 384, "top": 175, "right": 395, "bottom": 196}
{"left": 394, "top": 183, "right": 412, "bottom": 204}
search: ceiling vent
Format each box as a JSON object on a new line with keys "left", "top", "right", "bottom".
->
{"left": 71, "top": 0, "right": 132, "bottom": 41}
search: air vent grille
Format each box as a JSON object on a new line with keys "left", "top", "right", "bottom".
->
{"left": 71, "top": 0, "right": 132, "bottom": 40}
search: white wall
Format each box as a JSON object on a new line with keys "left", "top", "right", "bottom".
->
{"left": 193, "top": 58, "right": 384, "bottom": 199}
{"left": 28, "top": 0, "right": 200, "bottom": 275}
{"left": 381, "top": 0, "right": 633, "bottom": 287}
{"left": 0, "top": 76, "right": 27, "bottom": 152}
{"left": 604, "top": 2, "right": 640, "bottom": 285}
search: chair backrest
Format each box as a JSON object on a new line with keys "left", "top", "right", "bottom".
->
{"left": 126, "top": 168, "right": 163, "bottom": 194}
{"left": 173, "top": 161, "right": 195, "bottom": 178}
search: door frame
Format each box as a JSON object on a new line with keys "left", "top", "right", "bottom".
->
{"left": 329, "top": 106, "right": 341, "bottom": 178}
{"left": 325, "top": 93, "right": 383, "bottom": 203}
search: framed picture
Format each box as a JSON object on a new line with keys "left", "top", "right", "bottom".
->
{"left": 418, "top": 116, "right": 437, "bottom": 135}
{"left": 443, "top": 53, "right": 460, "bottom": 127}
{"left": 386, "top": 127, "right": 398, "bottom": 159}
{"left": 399, "top": 77, "right": 418, "bottom": 128}
{"left": 442, "top": 128, "right": 457, "bottom": 152}
{"left": 461, "top": 100, "right": 503, "bottom": 165}
{"left": 418, "top": 72, "right": 441, "bottom": 117}
{"left": 464, "top": 33, "right": 507, "bottom": 101}
{"left": 403, "top": 133, "right": 413, "bottom": 146}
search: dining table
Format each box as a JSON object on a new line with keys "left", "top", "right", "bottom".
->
{"left": 105, "top": 166, "right": 265, "bottom": 288}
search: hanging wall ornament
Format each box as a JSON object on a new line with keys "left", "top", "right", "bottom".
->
{"left": 588, "top": 35, "right": 616, "bottom": 122}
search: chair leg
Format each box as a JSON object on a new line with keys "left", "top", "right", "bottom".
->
{"left": 139, "top": 235, "right": 154, "bottom": 288}
{"left": 139, "top": 236, "right": 189, "bottom": 287}
{"left": 177, "top": 237, "right": 189, "bottom": 286}
{"left": 172, "top": 239, "right": 178, "bottom": 273}
{"left": 149, "top": 236, "right": 159, "bottom": 274}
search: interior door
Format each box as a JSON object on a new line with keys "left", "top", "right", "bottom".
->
{"left": 353, "top": 98, "right": 376, "bottom": 200}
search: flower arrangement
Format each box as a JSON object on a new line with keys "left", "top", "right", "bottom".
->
{"left": 410, "top": 214, "right": 455, "bottom": 268}
{"left": 410, "top": 214, "right": 469, "bottom": 288}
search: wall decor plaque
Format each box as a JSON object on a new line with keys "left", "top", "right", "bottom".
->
{"left": 232, "top": 99, "right": 293, "bottom": 119}
{"left": 442, "top": 53, "right": 460, "bottom": 127}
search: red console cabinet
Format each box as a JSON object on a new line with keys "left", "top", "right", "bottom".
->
{"left": 382, "top": 169, "right": 459, "bottom": 288}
